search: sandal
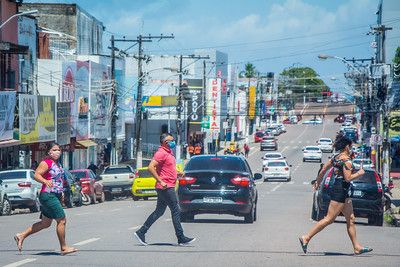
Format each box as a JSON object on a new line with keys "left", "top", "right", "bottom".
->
{"left": 354, "top": 247, "right": 373, "bottom": 255}
{"left": 14, "top": 235, "right": 22, "bottom": 252}
{"left": 298, "top": 237, "right": 308, "bottom": 254}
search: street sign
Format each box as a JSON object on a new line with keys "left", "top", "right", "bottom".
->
{"left": 201, "top": 116, "right": 210, "bottom": 129}
{"left": 370, "top": 134, "right": 383, "bottom": 146}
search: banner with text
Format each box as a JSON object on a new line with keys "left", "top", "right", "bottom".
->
{"left": 248, "top": 86, "right": 256, "bottom": 120}
{"left": 207, "top": 79, "right": 221, "bottom": 132}
{"left": 56, "top": 102, "right": 71, "bottom": 145}
{"left": 0, "top": 91, "right": 16, "bottom": 141}
{"left": 186, "top": 79, "right": 204, "bottom": 132}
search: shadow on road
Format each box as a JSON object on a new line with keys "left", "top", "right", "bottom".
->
{"left": 184, "top": 218, "right": 246, "bottom": 224}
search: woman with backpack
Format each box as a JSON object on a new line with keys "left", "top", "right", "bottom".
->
{"left": 14, "top": 142, "right": 77, "bottom": 256}
{"left": 299, "top": 134, "right": 372, "bottom": 255}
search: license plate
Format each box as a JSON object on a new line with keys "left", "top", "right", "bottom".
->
{"left": 112, "top": 188, "right": 122, "bottom": 193}
{"left": 145, "top": 190, "right": 156, "bottom": 194}
{"left": 203, "top": 197, "right": 222, "bottom": 203}
{"left": 353, "top": 190, "right": 362, "bottom": 197}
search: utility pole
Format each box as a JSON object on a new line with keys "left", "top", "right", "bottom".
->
{"left": 110, "top": 35, "right": 117, "bottom": 165}
{"left": 109, "top": 34, "right": 174, "bottom": 169}
{"left": 176, "top": 54, "right": 209, "bottom": 161}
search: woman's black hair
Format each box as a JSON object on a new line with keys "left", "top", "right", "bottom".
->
{"left": 45, "top": 142, "right": 61, "bottom": 154}
{"left": 333, "top": 133, "right": 352, "bottom": 151}
{"left": 160, "top": 133, "right": 173, "bottom": 144}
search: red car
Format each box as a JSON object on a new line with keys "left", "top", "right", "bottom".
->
{"left": 283, "top": 118, "right": 291, "bottom": 124}
{"left": 70, "top": 169, "right": 105, "bottom": 204}
{"left": 254, "top": 131, "right": 265, "bottom": 143}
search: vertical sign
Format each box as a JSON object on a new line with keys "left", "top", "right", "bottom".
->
{"left": 187, "top": 79, "right": 203, "bottom": 132}
{"left": 19, "top": 94, "right": 38, "bottom": 143}
{"left": 0, "top": 91, "right": 16, "bottom": 141}
{"left": 56, "top": 102, "right": 71, "bottom": 145}
{"left": 207, "top": 79, "right": 221, "bottom": 131}
{"left": 248, "top": 85, "right": 256, "bottom": 120}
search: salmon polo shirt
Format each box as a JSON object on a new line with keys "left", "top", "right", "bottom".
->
{"left": 153, "top": 146, "right": 177, "bottom": 189}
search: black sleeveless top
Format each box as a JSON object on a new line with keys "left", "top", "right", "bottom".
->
{"left": 330, "top": 154, "right": 353, "bottom": 181}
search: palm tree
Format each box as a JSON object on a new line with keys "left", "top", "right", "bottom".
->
{"left": 244, "top": 63, "right": 257, "bottom": 88}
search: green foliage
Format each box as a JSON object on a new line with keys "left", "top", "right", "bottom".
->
{"left": 278, "top": 66, "right": 329, "bottom": 95}
{"left": 244, "top": 63, "right": 257, "bottom": 78}
{"left": 393, "top": 47, "right": 400, "bottom": 65}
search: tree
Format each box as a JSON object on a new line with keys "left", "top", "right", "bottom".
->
{"left": 278, "top": 66, "right": 330, "bottom": 103}
{"left": 393, "top": 47, "right": 400, "bottom": 80}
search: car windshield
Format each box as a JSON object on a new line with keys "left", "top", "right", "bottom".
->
{"left": 185, "top": 157, "right": 247, "bottom": 172}
{"left": 353, "top": 172, "right": 377, "bottom": 184}
{"left": 305, "top": 147, "right": 320, "bottom": 151}
{"left": 70, "top": 171, "right": 87, "bottom": 179}
{"left": 268, "top": 161, "right": 286, "bottom": 167}
{"left": 264, "top": 154, "right": 281, "bottom": 158}
{"left": 104, "top": 167, "right": 132, "bottom": 174}
{"left": 256, "top": 132, "right": 264, "bottom": 137}
{"left": 319, "top": 139, "right": 331, "bottom": 143}
{"left": 138, "top": 169, "right": 153, "bottom": 177}
{"left": 263, "top": 137, "right": 274, "bottom": 140}
{"left": 0, "top": 171, "right": 27, "bottom": 180}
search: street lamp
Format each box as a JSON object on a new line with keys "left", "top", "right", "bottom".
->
{"left": 318, "top": 54, "right": 363, "bottom": 74}
{"left": 0, "top": 10, "right": 38, "bottom": 29}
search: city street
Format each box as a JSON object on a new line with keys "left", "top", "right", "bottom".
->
{"left": 1, "top": 104, "right": 399, "bottom": 267}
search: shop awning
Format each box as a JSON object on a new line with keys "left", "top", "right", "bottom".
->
{"left": 0, "top": 139, "right": 20, "bottom": 148}
{"left": 76, "top": 140, "right": 97, "bottom": 148}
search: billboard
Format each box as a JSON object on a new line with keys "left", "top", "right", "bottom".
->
{"left": 186, "top": 79, "right": 203, "bottom": 133}
{"left": 248, "top": 86, "right": 256, "bottom": 120}
{"left": 389, "top": 110, "right": 400, "bottom": 138}
{"left": 207, "top": 79, "right": 221, "bottom": 131}
{"left": 19, "top": 95, "right": 56, "bottom": 144}
{"left": 61, "top": 61, "right": 76, "bottom": 137}
{"left": 75, "top": 60, "right": 90, "bottom": 140}
{"left": 0, "top": 91, "right": 16, "bottom": 141}
{"left": 56, "top": 102, "right": 71, "bottom": 145}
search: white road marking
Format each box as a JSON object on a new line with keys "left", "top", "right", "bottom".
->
{"left": 73, "top": 238, "right": 100, "bottom": 246}
{"left": 271, "top": 183, "right": 282, "bottom": 192}
{"left": 110, "top": 208, "right": 122, "bottom": 212}
{"left": 165, "top": 218, "right": 172, "bottom": 222}
{"left": 128, "top": 225, "right": 140, "bottom": 230}
{"left": 3, "top": 259, "right": 37, "bottom": 267}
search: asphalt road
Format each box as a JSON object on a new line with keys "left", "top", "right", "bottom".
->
{"left": 1, "top": 103, "right": 399, "bottom": 267}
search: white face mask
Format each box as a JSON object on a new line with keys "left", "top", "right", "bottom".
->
{"left": 49, "top": 151, "right": 61, "bottom": 159}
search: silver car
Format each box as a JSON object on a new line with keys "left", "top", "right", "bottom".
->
{"left": 0, "top": 169, "right": 41, "bottom": 212}
{"left": 0, "top": 179, "right": 11, "bottom": 216}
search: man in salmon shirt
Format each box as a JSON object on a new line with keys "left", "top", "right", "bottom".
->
{"left": 134, "top": 133, "right": 196, "bottom": 246}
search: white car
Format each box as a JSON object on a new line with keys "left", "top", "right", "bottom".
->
{"left": 0, "top": 179, "right": 11, "bottom": 216}
{"left": 317, "top": 138, "right": 333, "bottom": 153}
{"left": 262, "top": 152, "right": 285, "bottom": 166}
{"left": 352, "top": 158, "right": 374, "bottom": 169}
{"left": 303, "top": 146, "right": 322, "bottom": 162}
{"left": 302, "top": 118, "right": 323, "bottom": 125}
{"left": 0, "top": 169, "right": 41, "bottom": 212}
{"left": 263, "top": 160, "right": 292, "bottom": 182}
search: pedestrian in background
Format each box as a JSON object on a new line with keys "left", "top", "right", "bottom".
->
{"left": 14, "top": 142, "right": 77, "bottom": 255}
{"left": 134, "top": 133, "right": 196, "bottom": 246}
{"left": 244, "top": 143, "right": 250, "bottom": 158}
{"left": 299, "top": 134, "right": 372, "bottom": 255}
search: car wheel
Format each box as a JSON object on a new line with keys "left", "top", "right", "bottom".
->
{"left": 368, "top": 215, "right": 383, "bottom": 226}
{"left": 319, "top": 159, "right": 322, "bottom": 163}
{"left": 1, "top": 197, "right": 12, "bottom": 216}
{"left": 244, "top": 205, "right": 255, "bottom": 223}
{"left": 143, "top": 197, "right": 149, "bottom": 200}
{"left": 30, "top": 196, "right": 41, "bottom": 213}
{"left": 82, "top": 193, "right": 91, "bottom": 205}
{"left": 132, "top": 196, "right": 140, "bottom": 201}
{"left": 303, "top": 159, "right": 306, "bottom": 162}
{"left": 105, "top": 192, "right": 113, "bottom": 201}
{"left": 286, "top": 177, "right": 291, "bottom": 182}
{"left": 98, "top": 192, "right": 105, "bottom": 203}
{"left": 253, "top": 203, "right": 257, "bottom": 222}
{"left": 180, "top": 212, "right": 194, "bottom": 222}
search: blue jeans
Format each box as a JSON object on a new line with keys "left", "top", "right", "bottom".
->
{"left": 140, "top": 188, "right": 184, "bottom": 238}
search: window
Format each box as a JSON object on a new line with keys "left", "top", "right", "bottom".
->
{"left": 71, "top": 171, "right": 87, "bottom": 179}
{"left": 104, "top": 167, "right": 132, "bottom": 174}
{"left": 268, "top": 161, "right": 286, "bottom": 167}
{"left": 185, "top": 157, "right": 247, "bottom": 172}
{"left": 138, "top": 169, "right": 153, "bottom": 178}
{"left": 0, "top": 171, "right": 27, "bottom": 180}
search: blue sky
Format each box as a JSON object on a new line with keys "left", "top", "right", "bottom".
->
{"left": 26, "top": 0, "right": 400, "bottom": 93}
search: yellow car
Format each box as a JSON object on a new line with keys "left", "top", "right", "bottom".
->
{"left": 131, "top": 166, "right": 180, "bottom": 201}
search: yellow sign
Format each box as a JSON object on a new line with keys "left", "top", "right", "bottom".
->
{"left": 142, "top": 96, "right": 162, "bottom": 107}
{"left": 248, "top": 86, "right": 256, "bottom": 120}
{"left": 389, "top": 110, "right": 400, "bottom": 138}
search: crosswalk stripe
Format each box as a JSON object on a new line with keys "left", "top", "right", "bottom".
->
{"left": 73, "top": 238, "right": 100, "bottom": 246}
{"left": 3, "top": 259, "right": 37, "bottom": 267}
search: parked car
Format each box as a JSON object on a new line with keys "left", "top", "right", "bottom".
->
{"left": 262, "top": 152, "right": 285, "bottom": 166}
{"left": 0, "top": 178, "right": 11, "bottom": 216}
{"left": 263, "top": 160, "right": 292, "bottom": 182}
{"left": 282, "top": 118, "right": 292, "bottom": 124}
{"left": 70, "top": 169, "right": 105, "bottom": 204}
{"left": 254, "top": 131, "right": 265, "bottom": 143}
{"left": 0, "top": 169, "right": 41, "bottom": 212}
{"left": 352, "top": 158, "right": 374, "bottom": 169}
{"left": 302, "top": 146, "right": 322, "bottom": 162}
{"left": 131, "top": 167, "right": 179, "bottom": 201}
{"left": 100, "top": 165, "right": 135, "bottom": 200}
{"left": 317, "top": 138, "right": 333, "bottom": 153}
{"left": 266, "top": 126, "right": 279, "bottom": 136}
{"left": 178, "top": 155, "right": 262, "bottom": 223}
{"left": 276, "top": 123, "right": 286, "bottom": 133}
{"left": 334, "top": 114, "right": 345, "bottom": 123}
{"left": 311, "top": 168, "right": 388, "bottom": 226}
{"left": 63, "top": 170, "right": 83, "bottom": 208}
{"left": 343, "top": 128, "right": 358, "bottom": 143}
{"left": 260, "top": 136, "right": 278, "bottom": 151}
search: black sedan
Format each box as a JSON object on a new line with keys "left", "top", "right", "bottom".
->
{"left": 311, "top": 168, "right": 390, "bottom": 226}
{"left": 178, "top": 155, "right": 263, "bottom": 223}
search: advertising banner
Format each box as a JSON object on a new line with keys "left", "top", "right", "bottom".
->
{"left": 207, "top": 79, "right": 221, "bottom": 131}
{"left": 389, "top": 110, "right": 400, "bottom": 138}
{"left": 248, "top": 86, "right": 256, "bottom": 120}
{"left": 19, "top": 95, "right": 56, "bottom": 144}
{"left": 75, "top": 61, "right": 90, "bottom": 140}
{"left": 61, "top": 61, "right": 76, "bottom": 137}
{"left": 186, "top": 79, "right": 203, "bottom": 133}
{"left": 0, "top": 91, "right": 16, "bottom": 141}
{"left": 56, "top": 102, "right": 71, "bottom": 145}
